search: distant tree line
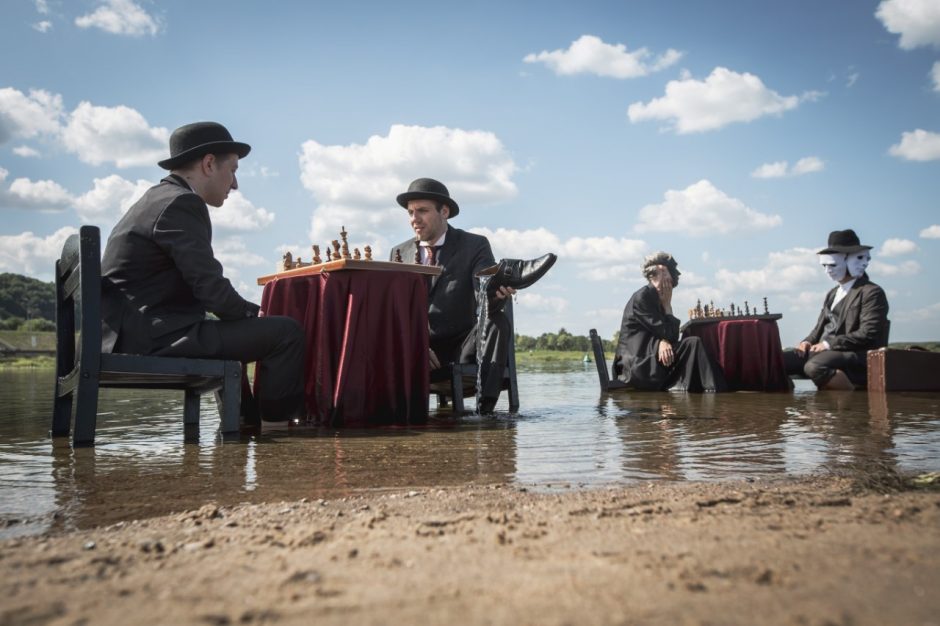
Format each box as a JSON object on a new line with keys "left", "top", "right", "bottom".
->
{"left": 0, "top": 273, "right": 57, "bottom": 331}
{"left": 515, "top": 328, "right": 618, "bottom": 353}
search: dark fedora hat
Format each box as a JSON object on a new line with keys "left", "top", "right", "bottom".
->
{"left": 396, "top": 177, "right": 460, "bottom": 217}
{"left": 158, "top": 121, "right": 251, "bottom": 170}
{"left": 817, "top": 229, "right": 873, "bottom": 254}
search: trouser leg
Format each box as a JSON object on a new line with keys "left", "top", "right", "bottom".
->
{"left": 155, "top": 316, "right": 306, "bottom": 420}
{"left": 459, "top": 310, "right": 511, "bottom": 402}
{"left": 667, "top": 336, "right": 727, "bottom": 392}
{"left": 803, "top": 350, "right": 867, "bottom": 388}
{"left": 782, "top": 349, "right": 807, "bottom": 377}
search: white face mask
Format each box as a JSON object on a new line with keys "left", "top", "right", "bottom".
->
{"left": 846, "top": 251, "right": 870, "bottom": 278}
{"left": 818, "top": 253, "right": 847, "bottom": 283}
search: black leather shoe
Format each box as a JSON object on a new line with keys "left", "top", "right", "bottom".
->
{"left": 481, "top": 253, "right": 557, "bottom": 292}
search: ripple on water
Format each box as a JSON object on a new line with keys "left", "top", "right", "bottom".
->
{"left": 1, "top": 367, "right": 938, "bottom": 538}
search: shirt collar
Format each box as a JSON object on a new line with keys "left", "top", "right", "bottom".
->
{"left": 419, "top": 232, "right": 447, "bottom": 247}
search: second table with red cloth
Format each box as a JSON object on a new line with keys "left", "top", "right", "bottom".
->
{"left": 682, "top": 318, "right": 791, "bottom": 391}
{"left": 258, "top": 270, "right": 430, "bottom": 425}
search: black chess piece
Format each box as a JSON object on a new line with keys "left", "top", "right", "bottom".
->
{"left": 744, "top": 301, "right": 750, "bottom": 316}
{"left": 763, "top": 297, "right": 769, "bottom": 315}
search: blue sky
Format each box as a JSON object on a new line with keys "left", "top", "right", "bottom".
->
{"left": 1, "top": 0, "right": 938, "bottom": 343}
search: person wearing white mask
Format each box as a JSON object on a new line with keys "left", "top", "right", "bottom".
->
{"left": 783, "top": 230, "right": 889, "bottom": 390}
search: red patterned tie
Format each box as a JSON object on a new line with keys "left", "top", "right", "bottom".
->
{"left": 426, "top": 245, "right": 439, "bottom": 266}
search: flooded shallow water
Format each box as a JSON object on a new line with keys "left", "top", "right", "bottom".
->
{"left": 1, "top": 364, "right": 939, "bottom": 539}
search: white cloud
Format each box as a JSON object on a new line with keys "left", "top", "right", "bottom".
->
{"left": 879, "top": 238, "right": 918, "bottom": 257}
{"left": 210, "top": 190, "right": 275, "bottom": 231}
{"left": 523, "top": 34, "right": 682, "bottom": 79}
{"left": 33, "top": 21, "right": 52, "bottom": 33}
{"left": 470, "top": 227, "right": 648, "bottom": 283}
{"left": 61, "top": 101, "right": 168, "bottom": 168}
{"left": 893, "top": 302, "right": 940, "bottom": 323}
{"left": 870, "top": 259, "right": 921, "bottom": 276}
{"left": 751, "top": 156, "right": 824, "bottom": 178}
{"left": 876, "top": 0, "right": 940, "bottom": 50}
{"left": 714, "top": 247, "right": 821, "bottom": 296}
{"left": 0, "top": 176, "right": 74, "bottom": 211}
{"left": 13, "top": 145, "right": 40, "bottom": 158}
{"left": 0, "top": 167, "right": 7, "bottom": 181}
{"left": 846, "top": 71, "right": 860, "bottom": 88}
{"left": 299, "top": 124, "right": 518, "bottom": 247}
{"left": 931, "top": 61, "right": 940, "bottom": 92}
{"left": 0, "top": 227, "right": 78, "bottom": 277}
{"left": 34, "top": 0, "right": 50, "bottom": 14}
{"left": 627, "top": 67, "right": 818, "bottom": 133}
{"left": 889, "top": 128, "right": 940, "bottom": 161}
{"left": 213, "top": 236, "right": 267, "bottom": 268}
{"left": 635, "top": 179, "right": 781, "bottom": 236}
{"left": 73, "top": 174, "right": 153, "bottom": 225}
{"left": 75, "top": 0, "right": 161, "bottom": 37}
{"left": 515, "top": 292, "right": 569, "bottom": 315}
{"left": 0, "top": 87, "right": 63, "bottom": 145}
{"left": 921, "top": 224, "right": 940, "bottom": 238}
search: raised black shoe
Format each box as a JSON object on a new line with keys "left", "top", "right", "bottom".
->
{"left": 480, "top": 252, "right": 557, "bottom": 292}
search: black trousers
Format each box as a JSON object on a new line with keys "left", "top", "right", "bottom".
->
{"left": 783, "top": 348, "right": 867, "bottom": 388}
{"left": 665, "top": 336, "right": 728, "bottom": 392}
{"left": 431, "top": 310, "right": 511, "bottom": 403}
{"left": 153, "top": 316, "right": 306, "bottom": 420}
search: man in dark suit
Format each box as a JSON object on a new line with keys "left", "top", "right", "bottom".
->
{"left": 390, "top": 178, "right": 515, "bottom": 413}
{"left": 613, "top": 252, "right": 726, "bottom": 392}
{"left": 783, "top": 229, "right": 889, "bottom": 390}
{"left": 100, "top": 122, "right": 305, "bottom": 421}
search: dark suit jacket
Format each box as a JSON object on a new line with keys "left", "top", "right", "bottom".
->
{"left": 390, "top": 225, "right": 495, "bottom": 345}
{"left": 803, "top": 273, "right": 889, "bottom": 352}
{"left": 100, "top": 174, "right": 258, "bottom": 354}
{"left": 613, "top": 284, "right": 681, "bottom": 389}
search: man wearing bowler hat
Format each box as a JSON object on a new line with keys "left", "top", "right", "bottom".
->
{"left": 783, "top": 229, "right": 889, "bottom": 390}
{"left": 390, "top": 178, "right": 518, "bottom": 414}
{"left": 100, "top": 121, "right": 306, "bottom": 422}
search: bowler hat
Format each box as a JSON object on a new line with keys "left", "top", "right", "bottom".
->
{"left": 817, "top": 229, "right": 873, "bottom": 255}
{"left": 396, "top": 178, "right": 460, "bottom": 217}
{"left": 158, "top": 122, "right": 251, "bottom": 170}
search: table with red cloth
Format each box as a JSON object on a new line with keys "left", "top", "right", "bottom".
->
{"left": 680, "top": 316, "right": 791, "bottom": 391}
{"left": 257, "top": 270, "right": 430, "bottom": 425}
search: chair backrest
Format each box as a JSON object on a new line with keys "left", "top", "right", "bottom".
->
{"left": 589, "top": 329, "right": 610, "bottom": 391}
{"left": 55, "top": 225, "right": 103, "bottom": 382}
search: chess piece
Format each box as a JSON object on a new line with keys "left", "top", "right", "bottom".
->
{"left": 744, "top": 301, "right": 750, "bottom": 316}
{"left": 730, "top": 303, "right": 736, "bottom": 317}
{"left": 340, "top": 226, "right": 351, "bottom": 259}
{"left": 695, "top": 299, "right": 703, "bottom": 319}
{"left": 394, "top": 249, "right": 402, "bottom": 263}
{"left": 763, "top": 297, "right": 769, "bottom": 315}
{"left": 364, "top": 246, "right": 373, "bottom": 261}
{"left": 709, "top": 301, "right": 715, "bottom": 317}
{"left": 414, "top": 246, "right": 421, "bottom": 264}
{"left": 353, "top": 247, "right": 361, "bottom": 260}
{"left": 280, "top": 251, "right": 293, "bottom": 272}
{"left": 331, "top": 239, "right": 341, "bottom": 261}
{"left": 312, "top": 245, "right": 321, "bottom": 265}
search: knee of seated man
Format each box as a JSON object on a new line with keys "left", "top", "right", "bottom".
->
{"left": 266, "top": 315, "right": 305, "bottom": 346}
{"left": 803, "top": 357, "right": 825, "bottom": 379}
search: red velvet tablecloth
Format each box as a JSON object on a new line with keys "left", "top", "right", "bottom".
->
{"left": 683, "top": 319, "right": 790, "bottom": 391}
{"left": 258, "top": 271, "right": 430, "bottom": 425}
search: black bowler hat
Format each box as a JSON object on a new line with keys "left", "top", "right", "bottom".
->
{"left": 157, "top": 122, "right": 251, "bottom": 170}
{"left": 817, "top": 229, "right": 873, "bottom": 255}
{"left": 396, "top": 177, "right": 460, "bottom": 217}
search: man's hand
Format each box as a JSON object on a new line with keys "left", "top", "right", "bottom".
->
{"left": 493, "top": 285, "right": 516, "bottom": 300}
{"left": 658, "top": 339, "right": 674, "bottom": 366}
{"left": 795, "top": 340, "right": 812, "bottom": 357}
{"left": 650, "top": 265, "right": 673, "bottom": 314}
{"left": 429, "top": 348, "right": 440, "bottom": 370}
{"left": 809, "top": 342, "right": 828, "bottom": 353}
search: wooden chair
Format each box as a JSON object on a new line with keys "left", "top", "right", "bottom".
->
{"left": 431, "top": 300, "right": 520, "bottom": 413}
{"left": 52, "top": 225, "right": 242, "bottom": 446}
{"left": 589, "top": 329, "right": 627, "bottom": 392}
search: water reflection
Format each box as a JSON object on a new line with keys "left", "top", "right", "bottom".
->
{"left": 1, "top": 366, "right": 938, "bottom": 539}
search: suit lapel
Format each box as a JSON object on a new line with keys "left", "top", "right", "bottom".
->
{"left": 837, "top": 275, "right": 868, "bottom": 329}
{"left": 428, "top": 226, "right": 456, "bottom": 295}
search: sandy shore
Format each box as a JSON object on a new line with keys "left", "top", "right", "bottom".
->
{"left": 1, "top": 476, "right": 938, "bottom": 626}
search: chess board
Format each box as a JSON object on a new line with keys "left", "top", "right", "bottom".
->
{"left": 680, "top": 313, "right": 781, "bottom": 333}
{"left": 257, "top": 259, "right": 443, "bottom": 285}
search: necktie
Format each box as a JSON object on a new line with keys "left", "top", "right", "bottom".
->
{"left": 426, "top": 245, "right": 440, "bottom": 266}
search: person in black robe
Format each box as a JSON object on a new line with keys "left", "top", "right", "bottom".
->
{"left": 613, "top": 252, "right": 727, "bottom": 392}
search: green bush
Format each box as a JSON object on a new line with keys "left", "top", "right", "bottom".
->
{"left": 20, "top": 318, "right": 56, "bottom": 332}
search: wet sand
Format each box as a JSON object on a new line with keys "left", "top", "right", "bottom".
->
{"left": 2, "top": 476, "right": 938, "bottom": 626}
